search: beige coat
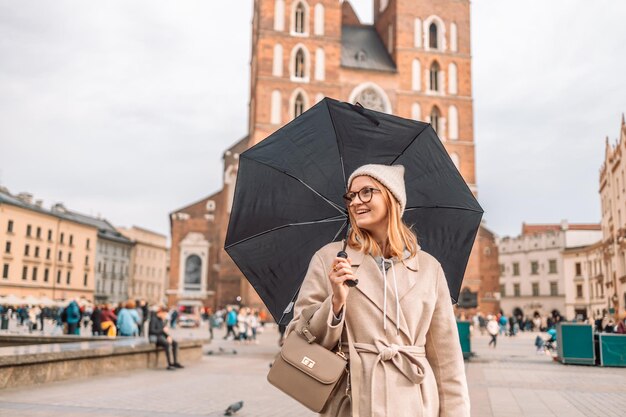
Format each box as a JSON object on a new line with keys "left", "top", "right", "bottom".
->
{"left": 287, "top": 241, "right": 470, "bottom": 417}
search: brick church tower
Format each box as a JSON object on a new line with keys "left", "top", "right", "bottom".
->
{"left": 168, "top": 0, "right": 497, "bottom": 317}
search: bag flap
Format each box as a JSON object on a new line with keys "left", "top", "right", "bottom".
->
{"left": 280, "top": 332, "right": 346, "bottom": 384}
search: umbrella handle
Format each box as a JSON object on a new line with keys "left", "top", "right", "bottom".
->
{"left": 337, "top": 250, "right": 358, "bottom": 287}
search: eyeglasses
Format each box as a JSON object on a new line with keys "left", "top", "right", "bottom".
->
{"left": 343, "top": 187, "right": 381, "bottom": 204}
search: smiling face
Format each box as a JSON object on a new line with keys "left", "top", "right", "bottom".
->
{"left": 347, "top": 175, "right": 389, "bottom": 235}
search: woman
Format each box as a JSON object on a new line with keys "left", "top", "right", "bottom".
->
{"left": 487, "top": 315, "right": 499, "bottom": 348}
{"left": 116, "top": 300, "right": 140, "bottom": 337}
{"left": 287, "top": 164, "right": 470, "bottom": 417}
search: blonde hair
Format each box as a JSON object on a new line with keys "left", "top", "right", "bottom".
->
{"left": 347, "top": 177, "right": 419, "bottom": 259}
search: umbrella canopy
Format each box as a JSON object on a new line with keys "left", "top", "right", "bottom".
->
{"left": 0, "top": 294, "right": 23, "bottom": 306}
{"left": 22, "top": 295, "right": 41, "bottom": 306}
{"left": 225, "top": 98, "right": 483, "bottom": 324}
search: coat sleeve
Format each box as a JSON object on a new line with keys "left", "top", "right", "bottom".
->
{"left": 425, "top": 266, "right": 471, "bottom": 417}
{"left": 286, "top": 251, "right": 345, "bottom": 350}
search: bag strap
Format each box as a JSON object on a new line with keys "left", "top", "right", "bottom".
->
{"left": 297, "top": 304, "right": 319, "bottom": 343}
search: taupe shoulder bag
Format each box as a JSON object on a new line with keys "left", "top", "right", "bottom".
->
{"left": 267, "top": 305, "right": 349, "bottom": 413}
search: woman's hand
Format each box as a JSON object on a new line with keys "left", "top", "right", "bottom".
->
{"left": 328, "top": 256, "right": 354, "bottom": 315}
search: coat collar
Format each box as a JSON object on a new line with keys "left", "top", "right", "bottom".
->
{"left": 344, "top": 243, "right": 421, "bottom": 340}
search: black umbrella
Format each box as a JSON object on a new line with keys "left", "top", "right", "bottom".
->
{"left": 225, "top": 98, "right": 483, "bottom": 325}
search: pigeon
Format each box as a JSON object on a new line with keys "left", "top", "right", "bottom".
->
{"left": 224, "top": 401, "right": 244, "bottom": 416}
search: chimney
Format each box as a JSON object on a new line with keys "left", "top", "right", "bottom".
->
{"left": 52, "top": 203, "right": 67, "bottom": 213}
{"left": 16, "top": 193, "right": 33, "bottom": 205}
{"left": 561, "top": 219, "right": 569, "bottom": 231}
{"left": 35, "top": 199, "right": 43, "bottom": 208}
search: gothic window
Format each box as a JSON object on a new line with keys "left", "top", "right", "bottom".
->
{"left": 273, "top": 44, "right": 283, "bottom": 77}
{"left": 315, "top": 48, "right": 325, "bottom": 80}
{"left": 429, "top": 23, "right": 438, "bottom": 49}
{"left": 450, "top": 22, "right": 458, "bottom": 52}
{"left": 295, "top": 48, "right": 305, "bottom": 78}
{"left": 294, "top": 2, "right": 306, "bottom": 34}
{"left": 354, "top": 88, "right": 385, "bottom": 112}
{"left": 411, "top": 102, "right": 421, "bottom": 121}
{"left": 414, "top": 18, "right": 422, "bottom": 47}
{"left": 294, "top": 92, "right": 305, "bottom": 118}
{"left": 184, "top": 254, "right": 202, "bottom": 291}
{"left": 430, "top": 106, "right": 441, "bottom": 133}
{"left": 430, "top": 61, "right": 440, "bottom": 92}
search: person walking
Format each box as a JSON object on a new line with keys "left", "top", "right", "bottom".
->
{"left": 65, "top": 300, "right": 81, "bottom": 335}
{"left": 487, "top": 315, "right": 499, "bottom": 348}
{"left": 223, "top": 306, "right": 237, "bottom": 340}
{"left": 116, "top": 300, "right": 140, "bottom": 337}
{"left": 91, "top": 305, "right": 103, "bottom": 336}
{"left": 149, "top": 307, "right": 184, "bottom": 370}
{"left": 286, "top": 164, "right": 470, "bottom": 417}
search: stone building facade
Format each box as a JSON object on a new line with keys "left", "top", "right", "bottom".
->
{"left": 0, "top": 188, "right": 98, "bottom": 302}
{"left": 169, "top": 0, "right": 487, "bottom": 316}
{"left": 598, "top": 115, "right": 626, "bottom": 317}
{"left": 498, "top": 221, "right": 602, "bottom": 320}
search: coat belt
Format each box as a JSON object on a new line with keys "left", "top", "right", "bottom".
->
{"left": 352, "top": 340, "right": 427, "bottom": 417}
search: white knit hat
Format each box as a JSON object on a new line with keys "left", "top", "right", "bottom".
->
{"left": 347, "top": 164, "right": 406, "bottom": 215}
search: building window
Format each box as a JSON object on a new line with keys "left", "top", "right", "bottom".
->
{"left": 5, "top": 241, "right": 11, "bottom": 254}
{"left": 513, "top": 283, "right": 521, "bottom": 297}
{"left": 295, "top": 48, "right": 305, "bottom": 78}
{"left": 314, "top": 3, "right": 324, "bottom": 36}
{"left": 56, "top": 270, "right": 61, "bottom": 284}
{"left": 46, "top": 248, "right": 51, "bottom": 260}
{"left": 34, "top": 246, "right": 39, "bottom": 258}
{"left": 58, "top": 250, "right": 63, "bottom": 261}
{"left": 24, "top": 244, "right": 30, "bottom": 256}
{"left": 44, "top": 268, "right": 49, "bottom": 282}
{"left": 66, "top": 271, "right": 71, "bottom": 285}
{"left": 32, "top": 266, "right": 38, "bottom": 281}
{"left": 429, "top": 22, "right": 438, "bottom": 49}
{"left": 274, "top": 0, "right": 285, "bottom": 31}
{"left": 84, "top": 273, "right": 88, "bottom": 287}
{"left": 7, "top": 220, "right": 13, "bottom": 233}
{"left": 575, "top": 262, "right": 582, "bottom": 276}
{"left": 411, "top": 102, "right": 421, "bottom": 121}
{"left": 532, "top": 282, "right": 539, "bottom": 296}
{"left": 85, "top": 256, "right": 89, "bottom": 266}
{"left": 26, "top": 224, "right": 32, "bottom": 237}
{"left": 86, "top": 239, "right": 90, "bottom": 250}
{"left": 412, "top": 59, "right": 421, "bottom": 91}
{"left": 429, "top": 61, "right": 440, "bottom": 91}
{"left": 69, "top": 234, "right": 74, "bottom": 246}
{"left": 430, "top": 106, "right": 441, "bottom": 133}
{"left": 2, "top": 264, "right": 9, "bottom": 279}
{"left": 36, "top": 227, "right": 41, "bottom": 239}
{"left": 184, "top": 254, "right": 202, "bottom": 291}
{"left": 499, "top": 264, "right": 505, "bottom": 275}
{"left": 513, "top": 262, "right": 520, "bottom": 276}
{"left": 450, "top": 22, "right": 458, "bottom": 52}
{"left": 315, "top": 48, "right": 325, "bottom": 81}
{"left": 448, "top": 105, "right": 458, "bottom": 140}
{"left": 549, "top": 259, "right": 557, "bottom": 274}
{"left": 448, "top": 62, "right": 458, "bottom": 95}
{"left": 550, "top": 281, "right": 558, "bottom": 296}
{"left": 48, "top": 229, "right": 52, "bottom": 241}
{"left": 68, "top": 252, "right": 72, "bottom": 263}
{"left": 414, "top": 18, "right": 422, "bottom": 47}
{"left": 500, "top": 284, "right": 506, "bottom": 297}
{"left": 576, "top": 284, "right": 583, "bottom": 298}
{"left": 273, "top": 44, "right": 283, "bottom": 77}
{"left": 60, "top": 233, "right": 64, "bottom": 244}
{"left": 294, "top": 92, "right": 305, "bottom": 118}
{"left": 530, "top": 261, "right": 539, "bottom": 275}
{"left": 294, "top": 2, "right": 306, "bottom": 34}
{"left": 22, "top": 266, "right": 28, "bottom": 280}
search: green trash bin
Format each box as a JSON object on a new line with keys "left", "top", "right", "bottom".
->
{"left": 598, "top": 334, "right": 626, "bottom": 367}
{"left": 457, "top": 321, "right": 471, "bottom": 360}
{"left": 557, "top": 323, "right": 595, "bottom": 365}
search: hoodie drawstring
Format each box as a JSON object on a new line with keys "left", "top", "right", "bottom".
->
{"left": 381, "top": 258, "right": 401, "bottom": 335}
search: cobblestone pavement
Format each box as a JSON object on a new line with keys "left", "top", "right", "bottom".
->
{"left": 0, "top": 325, "right": 625, "bottom": 417}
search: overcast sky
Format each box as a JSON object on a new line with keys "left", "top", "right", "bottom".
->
{"left": 1, "top": 0, "right": 625, "bottom": 241}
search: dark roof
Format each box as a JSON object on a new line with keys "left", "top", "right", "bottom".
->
{"left": 0, "top": 188, "right": 131, "bottom": 245}
{"left": 341, "top": 25, "right": 396, "bottom": 73}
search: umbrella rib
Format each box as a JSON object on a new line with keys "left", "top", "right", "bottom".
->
{"left": 405, "top": 204, "right": 484, "bottom": 214}
{"left": 326, "top": 103, "right": 348, "bottom": 192}
{"left": 241, "top": 155, "right": 346, "bottom": 214}
{"left": 389, "top": 124, "right": 431, "bottom": 166}
{"left": 224, "top": 215, "right": 347, "bottom": 249}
